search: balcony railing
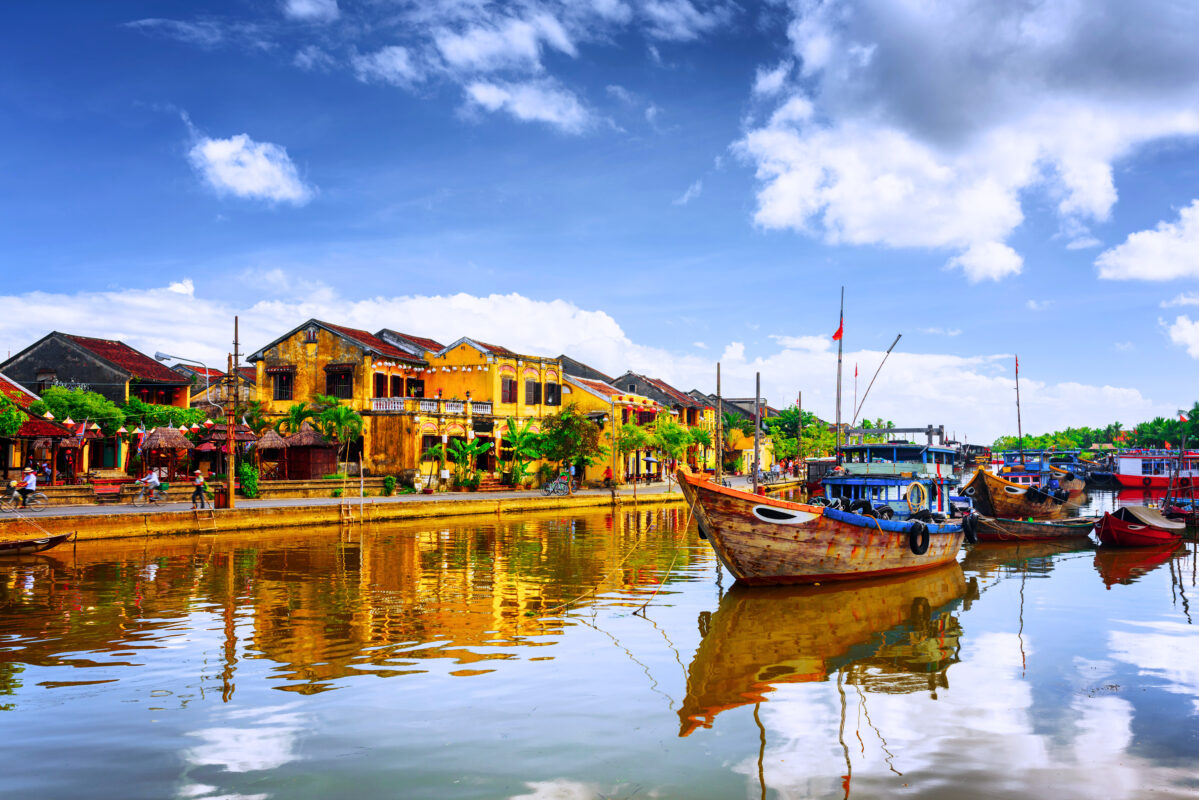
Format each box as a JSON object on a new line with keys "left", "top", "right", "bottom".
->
{"left": 370, "top": 397, "right": 497, "bottom": 416}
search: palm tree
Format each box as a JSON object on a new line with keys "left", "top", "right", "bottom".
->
{"left": 276, "top": 402, "right": 316, "bottom": 435}
{"left": 319, "top": 404, "right": 365, "bottom": 466}
{"left": 502, "top": 417, "right": 541, "bottom": 486}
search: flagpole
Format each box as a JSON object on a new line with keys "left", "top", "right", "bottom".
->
{"left": 835, "top": 287, "right": 844, "bottom": 462}
{"left": 853, "top": 363, "right": 858, "bottom": 442}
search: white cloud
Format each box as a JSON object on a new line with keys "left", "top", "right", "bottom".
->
{"left": 921, "top": 327, "right": 962, "bottom": 337}
{"left": 753, "top": 61, "right": 791, "bottom": 96}
{"left": 434, "top": 15, "right": 576, "bottom": 74}
{"left": 949, "top": 242, "right": 1024, "bottom": 282}
{"left": 1097, "top": 199, "right": 1199, "bottom": 280}
{"left": 1026, "top": 299, "right": 1052, "bottom": 311}
{"left": 187, "top": 133, "right": 314, "bottom": 205}
{"left": 740, "top": 1, "right": 1199, "bottom": 281}
{"left": 673, "top": 179, "right": 702, "bottom": 205}
{"left": 281, "top": 0, "right": 338, "bottom": 23}
{"left": 1162, "top": 292, "right": 1199, "bottom": 307}
{"left": 352, "top": 46, "right": 424, "bottom": 87}
{"left": 640, "top": 0, "right": 734, "bottom": 41}
{"left": 124, "top": 19, "right": 228, "bottom": 48}
{"left": 0, "top": 280, "right": 1170, "bottom": 442}
{"left": 294, "top": 45, "right": 335, "bottom": 71}
{"left": 464, "top": 80, "right": 591, "bottom": 133}
{"left": 606, "top": 84, "right": 636, "bottom": 105}
{"left": 1166, "top": 315, "right": 1199, "bottom": 357}
{"left": 692, "top": 341, "right": 707, "bottom": 349}
{"left": 1114, "top": 341, "right": 1135, "bottom": 352}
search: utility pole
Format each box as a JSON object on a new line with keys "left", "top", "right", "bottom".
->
{"left": 835, "top": 287, "right": 844, "bottom": 463}
{"left": 1015, "top": 354, "right": 1025, "bottom": 467}
{"left": 715, "top": 362, "right": 723, "bottom": 484}
{"left": 226, "top": 316, "right": 240, "bottom": 510}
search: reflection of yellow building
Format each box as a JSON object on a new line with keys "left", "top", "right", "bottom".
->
{"left": 562, "top": 375, "right": 664, "bottom": 484}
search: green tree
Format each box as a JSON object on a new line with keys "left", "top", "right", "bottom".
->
{"left": 0, "top": 398, "right": 25, "bottom": 438}
{"left": 446, "top": 438, "right": 493, "bottom": 487}
{"left": 120, "top": 397, "right": 205, "bottom": 432}
{"left": 651, "top": 418, "right": 693, "bottom": 490}
{"left": 539, "top": 403, "right": 604, "bottom": 491}
{"left": 613, "top": 422, "right": 652, "bottom": 501}
{"left": 30, "top": 387, "right": 124, "bottom": 435}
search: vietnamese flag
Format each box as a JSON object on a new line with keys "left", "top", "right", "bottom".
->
{"left": 1181, "top": 412, "right": 1189, "bottom": 423}
{"left": 832, "top": 314, "right": 843, "bottom": 341}
{"left": 76, "top": 419, "right": 87, "bottom": 436}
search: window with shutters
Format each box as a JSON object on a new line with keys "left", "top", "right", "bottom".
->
{"left": 390, "top": 375, "right": 404, "bottom": 398}
{"left": 327, "top": 369, "right": 354, "bottom": 399}
{"left": 525, "top": 379, "right": 541, "bottom": 404}
{"left": 544, "top": 382, "right": 561, "bottom": 406}
{"left": 501, "top": 377, "right": 517, "bottom": 403}
{"left": 374, "top": 373, "right": 389, "bottom": 398}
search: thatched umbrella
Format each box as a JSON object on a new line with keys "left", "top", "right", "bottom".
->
{"left": 254, "top": 428, "right": 289, "bottom": 479}
{"left": 142, "top": 426, "right": 195, "bottom": 481}
{"left": 204, "top": 422, "right": 259, "bottom": 443}
{"left": 285, "top": 421, "right": 330, "bottom": 447}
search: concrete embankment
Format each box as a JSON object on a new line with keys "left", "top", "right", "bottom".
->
{"left": 1, "top": 491, "right": 687, "bottom": 543}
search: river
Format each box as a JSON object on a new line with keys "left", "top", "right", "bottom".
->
{"left": 2, "top": 503, "right": 1198, "bottom": 799}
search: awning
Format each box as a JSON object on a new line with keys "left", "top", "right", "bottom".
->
{"left": 1119, "top": 505, "right": 1186, "bottom": 531}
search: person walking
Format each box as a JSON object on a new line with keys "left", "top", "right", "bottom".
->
{"left": 190, "top": 469, "right": 207, "bottom": 509}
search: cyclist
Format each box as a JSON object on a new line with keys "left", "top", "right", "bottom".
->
{"left": 18, "top": 467, "right": 36, "bottom": 507}
{"left": 136, "top": 467, "right": 163, "bottom": 503}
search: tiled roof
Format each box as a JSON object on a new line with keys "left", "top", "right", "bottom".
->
{"left": 576, "top": 378, "right": 621, "bottom": 397}
{"left": 0, "top": 373, "right": 71, "bottom": 437}
{"left": 64, "top": 334, "right": 186, "bottom": 383}
{"left": 322, "top": 322, "right": 424, "bottom": 364}
{"left": 470, "top": 339, "right": 517, "bottom": 357}
{"left": 0, "top": 372, "right": 38, "bottom": 409}
{"left": 173, "top": 365, "right": 258, "bottom": 384}
{"left": 382, "top": 330, "right": 443, "bottom": 354}
{"left": 641, "top": 375, "right": 702, "bottom": 408}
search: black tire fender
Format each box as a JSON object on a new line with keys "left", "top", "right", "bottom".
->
{"left": 908, "top": 520, "right": 930, "bottom": 555}
{"left": 1143, "top": 477, "right": 1152, "bottom": 487}
{"left": 962, "top": 513, "right": 979, "bottom": 544}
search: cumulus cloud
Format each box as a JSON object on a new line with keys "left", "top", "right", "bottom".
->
{"left": 281, "top": 0, "right": 338, "bottom": 23}
{"left": 739, "top": 1, "right": 1199, "bottom": 281}
{"left": 434, "top": 15, "right": 576, "bottom": 73}
{"left": 1162, "top": 292, "right": 1199, "bottom": 308}
{"left": 464, "top": 80, "right": 591, "bottom": 133}
{"left": 753, "top": 61, "right": 791, "bottom": 96}
{"left": 673, "top": 179, "right": 702, "bottom": 205}
{"left": 0, "top": 280, "right": 1168, "bottom": 441}
{"left": 1096, "top": 199, "right": 1199, "bottom": 280}
{"left": 1165, "top": 316, "right": 1199, "bottom": 358}
{"left": 187, "top": 132, "right": 314, "bottom": 205}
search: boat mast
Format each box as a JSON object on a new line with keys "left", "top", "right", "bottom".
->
{"left": 835, "top": 287, "right": 844, "bottom": 462}
{"left": 1015, "top": 354, "right": 1025, "bottom": 466}
{"left": 715, "top": 362, "right": 723, "bottom": 484}
{"left": 753, "top": 371, "right": 761, "bottom": 494}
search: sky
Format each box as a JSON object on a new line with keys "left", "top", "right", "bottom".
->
{"left": 4, "top": 0, "right": 1199, "bottom": 443}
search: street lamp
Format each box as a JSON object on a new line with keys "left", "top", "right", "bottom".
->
{"left": 154, "top": 352, "right": 222, "bottom": 414}
{"left": 156, "top": 350, "right": 234, "bottom": 509}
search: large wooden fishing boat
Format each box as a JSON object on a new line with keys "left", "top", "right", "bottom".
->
{"left": 1095, "top": 506, "right": 1184, "bottom": 548}
{"left": 975, "top": 516, "right": 1096, "bottom": 543}
{"left": 677, "top": 471, "right": 965, "bottom": 585}
{"left": 1048, "top": 465, "right": 1086, "bottom": 496}
{"left": 961, "top": 469, "right": 1069, "bottom": 520}
{"left": 678, "top": 562, "right": 966, "bottom": 735}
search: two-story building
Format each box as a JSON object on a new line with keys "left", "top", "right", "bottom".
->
{"left": 561, "top": 374, "right": 664, "bottom": 485}
{"left": 610, "top": 371, "right": 716, "bottom": 472}
{"left": 0, "top": 332, "right": 191, "bottom": 473}
{"left": 173, "top": 365, "right": 257, "bottom": 411}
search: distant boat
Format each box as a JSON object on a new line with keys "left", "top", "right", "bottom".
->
{"left": 1095, "top": 506, "right": 1185, "bottom": 548}
{"left": 975, "top": 516, "right": 1096, "bottom": 543}
{"left": 677, "top": 470, "right": 966, "bottom": 585}
{"left": 0, "top": 532, "right": 74, "bottom": 556}
{"left": 677, "top": 561, "right": 967, "bottom": 736}
{"left": 961, "top": 469, "right": 1069, "bottom": 520}
{"left": 1113, "top": 449, "right": 1199, "bottom": 489}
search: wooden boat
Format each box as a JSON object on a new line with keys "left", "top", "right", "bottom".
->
{"left": 1048, "top": 464, "right": 1086, "bottom": 496}
{"left": 677, "top": 470, "right": 965, "bottom": 585}
{"left": 1094, "top": 541, "right": 1182, "bottom": 588}
{"left": 975, "top": 516, "right": 1097, "bottom": 543}
{"left": 961, "top": 469, "right": 1068, "bottom": 520}
{"left": 1095, "top": 506, "right": 1185, "bottom": 548}
{"left": 678, "top": 562, "right": 966, "bottom": 735}
{"left": 0, "top": 531, "right": 74, "bottom": 556}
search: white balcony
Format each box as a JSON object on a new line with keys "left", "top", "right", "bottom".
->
{"left": 417, "top": 398, "right": 439, "bottom": 413}
{"left": 472, "top": 401, "right": 492, "bottom": 415}
{"left": 371, "top": 397, "right": 407, "bottom": 412}
{"left": 444, "top": 400, "right": 465, "bottom": 414}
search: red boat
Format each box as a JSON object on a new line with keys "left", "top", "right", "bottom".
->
{"left": 1113, "top": 449, "right": 1199, "bottom": 489}
{"left": 1095, "top": 506, "right": 1185, "bottom": 548}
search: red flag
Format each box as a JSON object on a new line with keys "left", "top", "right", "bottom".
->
{"left": 1015, "top": 355, "right": 1019, "bottom": 375}
{"left": 1166, "top": 441, "right": 1173, "bottom": 449}
{"left": 1181, "top": 412, "right": 1189, "bottom": 423}
{"left": 854, "top": 363, "right": 858, "bottom": 378}
{"left": 832, "top": 315, "right": 843, "bottom": 341}
{"left": 76, "top": 419, "right": 87, "bottom": 436}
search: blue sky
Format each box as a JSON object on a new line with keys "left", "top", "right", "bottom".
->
{"left": 4, "top": 0, "right": 1199, "bottom": 442}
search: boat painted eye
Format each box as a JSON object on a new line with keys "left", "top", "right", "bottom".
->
{"left": 964, "top": 487, "right": 975, "bottom": 496}
{"left": 752, "top": 506, "right": 816, "bottom": 525}
{"left": 1004, "top": 486, "right": 1025, "bottom": 495}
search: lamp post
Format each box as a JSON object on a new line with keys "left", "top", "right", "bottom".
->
{"left": 156, "top": 350, "right": 234, "bottom": 509}
{"left": 154, "top": 352, "right": 222, "bottom": 416}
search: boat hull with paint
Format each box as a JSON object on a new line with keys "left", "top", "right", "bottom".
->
{"left": 961, "top": 469, "right": 1068, "bottom": 520}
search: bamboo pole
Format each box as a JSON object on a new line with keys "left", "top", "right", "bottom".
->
{"left": 715, "top": 362, "right": 723, "bottom": 484}
{"left": 753, "top": 372, "right": 761, "bottom": 494}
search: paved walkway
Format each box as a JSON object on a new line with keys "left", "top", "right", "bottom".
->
{"left": 6, "top": 481, "right": 705, "bottom": 519}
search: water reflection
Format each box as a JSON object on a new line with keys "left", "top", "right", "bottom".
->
{"left": 1095, "top": 543, "right": 1184, "bottom": 589}
{"left": 679, "top": 562, "right": 968, "bottom": 736}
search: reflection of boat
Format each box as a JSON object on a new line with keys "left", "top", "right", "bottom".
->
{"left": 960, "top": 540, "right": 1092, "bottom": 577}
{"left": 1096, "top": 506, "right": 1184, "bottom": 548}
{"left": 962, "top": 470, "right": 1068, "bottom": 520}
{"left": 975, "top": 516, "right": 1096, "bottom": 543}
{"left": 677, "top": 470, "right": 964, "bottom": 585}
{"left": 1094, "top": 542, "right": 1182, "bottom": 588}
{"left": 678, "top": 562, "right": 967, "bottom": 735}
{"left": 0, "top": 532, "right": 73, "bottom": 556}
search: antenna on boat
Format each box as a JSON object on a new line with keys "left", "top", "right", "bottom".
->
{"left": 1015, "top": 354, "right": 1025, "bottom": 466}
{"left": 851, "top": 333, "right": 902, "bottom": 426}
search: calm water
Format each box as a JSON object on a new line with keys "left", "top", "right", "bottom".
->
{"left": 3, "top": 503, "right": 1199, "bottom": 799}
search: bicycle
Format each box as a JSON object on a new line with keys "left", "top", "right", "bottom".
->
{"left": 542, "top": 475, "right": 572, "bottom": 496}
{"left": 131, "top": 482, "right": 169, "bottom": 507}
{"left": 0, "top": 483, "right": 48, "bottom": 512}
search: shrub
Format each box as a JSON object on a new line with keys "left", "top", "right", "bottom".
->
{"left": 382, "top": 476, "right": 396, "bottom": 497}
{"left": 237, "top": 463, "right": 259, "bottom": 499}
{"left": 332, "top": 488, "right": 343, "bottom": 498}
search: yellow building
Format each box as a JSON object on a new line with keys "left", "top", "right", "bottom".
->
{"left": 561, "top": 375, "right": 664, "bottom": 485}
